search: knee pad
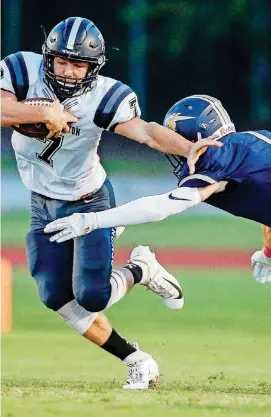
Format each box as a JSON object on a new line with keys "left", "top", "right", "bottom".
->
{"left": 57, "top": 299, "right": 98, "bottom": 334}
{"left": 74, "top": 286, "right": 111, "bottom": 312}
{"left": 37, "top": 280, "right": 73, "bottom": 311}
{"left": 74, "top": 268, "right": 128, "bottom": 312}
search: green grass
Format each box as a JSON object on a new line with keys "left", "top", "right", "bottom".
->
{"left": 103, "top": 157, "right": 169, "bottom": 175}
{"left": 2, "top": 267, "right": 271, "bottom": 416}
{"left": 2, "top": 157, "right": 168, "bottom": 175}
{"left": 2, "top": 210, "right": 262, "bottom": 249}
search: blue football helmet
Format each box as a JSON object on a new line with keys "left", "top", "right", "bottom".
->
{"left": 43, "top": 17, "right": 106, "bottom": 99}
{"left": 163, "top": 95, "right": 236, "bottom": 180}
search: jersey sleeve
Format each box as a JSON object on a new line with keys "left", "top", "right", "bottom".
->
{"left": 0, "top": 52, "right": 30, "bottom": 100}
{"left": 93, "top": 81, "right": 141, "bottom": 131}
{"left": 179, "top": 173, "right": 218, "bottom": 188}
{"left": 177, "top": 158, "right": 220, "bottom": 188}
{"left": 179, "top": 142, "right": 239, "bottom": 188}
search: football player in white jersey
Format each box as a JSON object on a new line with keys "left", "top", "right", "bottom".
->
{"left": 1, "top": 17, "right": 217, "bottom": 390}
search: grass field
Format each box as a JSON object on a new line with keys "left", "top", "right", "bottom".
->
{"left": 2, "top": 267, "right": 271, "bottom": 416}
{"left": 2, "top": 212, "right": 271, "bottom": 416}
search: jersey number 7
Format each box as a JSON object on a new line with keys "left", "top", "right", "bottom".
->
{"left": 36, "top": 135, "right": 63, "bottom": 167}
{"left": 129, "top": 97, "right": 139, "bottom": 117}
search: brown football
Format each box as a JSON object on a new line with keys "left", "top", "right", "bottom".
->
{"left": 12, "top": 98, "right": 72, "bottom": 139}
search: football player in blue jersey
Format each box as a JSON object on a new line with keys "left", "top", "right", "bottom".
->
{"left": 1, "top": 18, "right": 219, "bottom": 390}
{"left": 46, "top": 95, "right": 271, "bottom": 283}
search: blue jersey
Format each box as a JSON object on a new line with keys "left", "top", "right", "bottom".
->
{"left": 179, "top": 130, "right": 271, "bottom": 226}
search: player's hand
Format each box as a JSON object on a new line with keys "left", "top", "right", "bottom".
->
{"left": 44, "top": 213, "right": 100, "bottom": 243}
{"left": 251, "top": 249, "right": 271, "bottom": 283}
{"left": 43, "top": 99, "right": 78, "bottom": 139}
{"left": 187, "top": 135, "right": 223, "bottom": 175}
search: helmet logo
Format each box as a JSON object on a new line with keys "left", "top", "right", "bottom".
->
{"left": 165, "top": 113, "right": 196, "bottom": 131}
{"left": 49, "top": 36, "right": 57, "bottom": 43}
{"left": 217, "top": 123, "right": 236, "bottom": 137}
{"left": 60, "top": 49, "right": 80, "bottom": 56}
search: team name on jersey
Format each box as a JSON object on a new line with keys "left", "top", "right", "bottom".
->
{"left": 70, "top": 127, "right": 81, "bottom": 136}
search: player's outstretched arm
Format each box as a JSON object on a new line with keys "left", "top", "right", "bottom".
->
{"left": 44, "top": 183, "right": 219, "bottom": 243}
{"left": 115, "top": 118, "right": 223, "bottom": 157}
{"left": 115, "top": 118, "right": 191, "bottom": 156}
{"left": 251, "top": 225, "right": 271, "bottom": 284}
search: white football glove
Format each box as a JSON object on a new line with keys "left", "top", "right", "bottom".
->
{"left": 251, "top": 249, "right": 271, "bottom": 284}
{"left": 44, "top": 212, "right": 100, "bottom": 243}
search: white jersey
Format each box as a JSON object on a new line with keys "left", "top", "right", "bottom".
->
{"left": 1, "top": 52, "right": 141, "bottom": 200}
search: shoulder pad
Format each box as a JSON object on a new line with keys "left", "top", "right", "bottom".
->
{"left": 3, "top": 52, "right": 42, "bottom": 100}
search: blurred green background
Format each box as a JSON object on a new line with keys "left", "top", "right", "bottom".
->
{"left": 1, "top": 0, "right": 271, "bottom": 128}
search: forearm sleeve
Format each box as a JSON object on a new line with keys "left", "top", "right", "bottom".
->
{"left": 95, "top": 187, "right": 201, "bottom": 229}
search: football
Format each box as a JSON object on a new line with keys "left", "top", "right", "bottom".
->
{"left": 12, "top": 98, "right": 71, "bottom": 139}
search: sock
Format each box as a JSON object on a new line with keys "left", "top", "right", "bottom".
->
{"left": 124, "top": 263, "right": 143, "bottom": 284}
{"left": 101, "top": 329, "right": 137, "bottom": 360}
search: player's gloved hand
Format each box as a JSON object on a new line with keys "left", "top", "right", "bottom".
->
{"left": 44, "top": 213, "right": 100, "bottom": 243}
{"left": 251, "top": 249, "right": 271, "bottom": 283}
{"left": 187, "top": 135, "right": 223, "bottom": 175}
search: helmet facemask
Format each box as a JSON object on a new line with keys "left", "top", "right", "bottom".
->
{"left": 165, "top": 153, "right": 186, "bottom": 181}
{"left": 43, "top": 43, "right": 106, "bottom": 99}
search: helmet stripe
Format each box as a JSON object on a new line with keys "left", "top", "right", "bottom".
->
{"left": 66, "top": 17, "right": 84, "bottom": 50}
{"left": 197, "top": 95, "right": 231, "bottom": 124}
{"left": 188, "top": 95, "right": 231, "bottom": 125}
{"left": 63, "top": 17, "right": 76, "bottom": 44}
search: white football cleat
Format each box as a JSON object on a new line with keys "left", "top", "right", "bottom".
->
{"left": 128, "top": 245, "right": 184, "bottom": 310}
{"left": 251, "top": 250, "right": 271, "bottom": 283}
{"left": 122, "top": 343, "right": 159, "bottom": 390}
